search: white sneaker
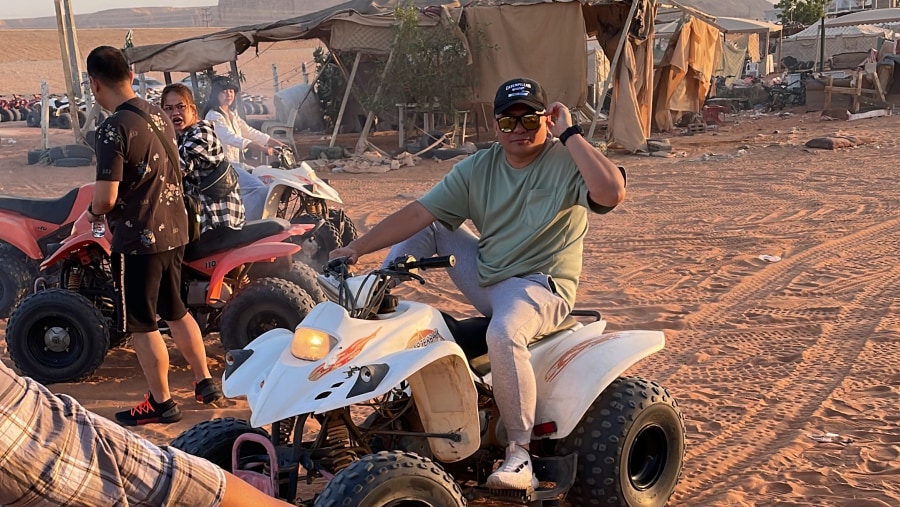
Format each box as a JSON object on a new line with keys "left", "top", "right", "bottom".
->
{"left": 485, "top": 443, "right": 540, "bottom": 490}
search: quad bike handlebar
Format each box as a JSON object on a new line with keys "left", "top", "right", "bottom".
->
{"left": 322, "top": 255, "right": 456, "bottom": 318}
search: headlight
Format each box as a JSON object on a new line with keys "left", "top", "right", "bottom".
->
{"left": 290, "top": 327, "right": 336, "bottom": 361}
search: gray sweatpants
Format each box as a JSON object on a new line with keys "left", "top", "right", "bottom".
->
{"left": 384, "top": 222, "right": 570, "bottom": 445}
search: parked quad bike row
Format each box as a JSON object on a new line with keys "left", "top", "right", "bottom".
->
{"left": 0, "top": 146, "right": 358, "bottom": 384}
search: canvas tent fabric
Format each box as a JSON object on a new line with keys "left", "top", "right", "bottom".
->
{"left": 824, "top": 8, "right": 900, "bottom": 27}
{"left": 124, "top": 0, "right": 657, "bottom": 153}
{"left": 780, "top": 24, "right": 893, "bottom": 64}
{"left": 652, "top": 17, "right": 722, "bottom": 131}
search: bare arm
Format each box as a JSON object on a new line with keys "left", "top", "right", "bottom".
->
{"left": 545, "top": 101, "right": 625, "bottom": 208}
{"left": 330, "top": 201, "right": 436, "bottom": 264}
{"left": 91, "top": 180, "right": 119, "bottom": 215}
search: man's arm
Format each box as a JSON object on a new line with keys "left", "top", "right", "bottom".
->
{"left": 91, "top": 180, "right": 119, "bottom": 215}
{"left": 330, "top": 201, "right": 436, "bottom": 264}
{"left": 545, "top": 101, "right": 625, "bottom": 208}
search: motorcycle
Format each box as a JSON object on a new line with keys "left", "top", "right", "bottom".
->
{"left": 171, "top": 255, "right": 686, "bottom": 506}
{"left": 5, "top": 213, "right": 326, "bottom": 385}
{"left": 252, "top": 146, "right": 357, "bottom": 270}
{"left": 0, "top": 182, "right": 96, "bottom": 318}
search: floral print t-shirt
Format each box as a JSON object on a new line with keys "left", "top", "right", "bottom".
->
{"left": 95, "top": 98, "right": 189, "bottom": 254}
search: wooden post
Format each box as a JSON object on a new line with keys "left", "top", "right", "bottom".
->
{"left": 272, "top": 64, "right": 279, "bottom": 94}
{"left": 852, "top": 70, "right": 863, "bottom": 113}
{"left": 356, "top": 37, "right": 399, "bottom": 155}
{"left": 54, "top": 0, "right": 85, "bottom": 144}
{"left": 230, "top": 60, "right": 246, "bottom": 118}
{"left": 824, "top": 75, "right": 833, "bottom": 110}
{"left": 329, "top": 52, "right": 361, "bottom": 148}
{"left": 587, "top": 0, "right": 640, "bottom": 142}
{"left": 40, "top": 81, "right": 49, "bottom": 151}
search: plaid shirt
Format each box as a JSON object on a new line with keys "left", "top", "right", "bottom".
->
{"left": 178, "top": 120, "right": 245, "bottom": 233}
{"left": 0, "top": 361, "right": 225, "bottom": 506}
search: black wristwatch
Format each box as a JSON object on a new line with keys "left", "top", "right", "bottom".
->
{"left": 559, "top": 124, "right": 584, "bottom": 146}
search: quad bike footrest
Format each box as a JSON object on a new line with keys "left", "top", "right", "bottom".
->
{"left": 465, "top": 453, "right": 577, "bottom": 506}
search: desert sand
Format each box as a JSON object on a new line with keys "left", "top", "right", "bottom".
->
{"left": 2, "top": 27, "right": 900, "bottom": 507}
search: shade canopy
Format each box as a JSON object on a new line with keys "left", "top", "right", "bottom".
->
{"left": 824, "top": 8, "right": 900, "bottom": 27}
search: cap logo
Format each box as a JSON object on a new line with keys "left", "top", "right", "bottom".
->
{"left": 505, "top": 82, "right": 532, "bottom": 98}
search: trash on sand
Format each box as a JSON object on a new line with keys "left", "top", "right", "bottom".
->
{"left": 808, "top": 432, "right": 853, "bottom": 445}
{"left": 758, "top": 254, "right": 781, "bottom": 263}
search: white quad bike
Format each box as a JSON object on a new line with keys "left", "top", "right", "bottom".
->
{"left": 251, "top": 146, "right": 357, "bottom": 271}
{"left": 172, "top": 255, "right": 685, "bottom": 506}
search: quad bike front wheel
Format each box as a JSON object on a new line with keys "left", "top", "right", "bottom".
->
{"left": 314, "top": 451, "right": 466, "bottom": 507}
{"left": 5, "top": 289, "right": 110, "bottom": 384}
{"left": 555, "top": 376, "right": 685, "bottom": 507}
{"left": 218, "top": 277, "right": 315, "bottom": 351}
{"left": 171, "top": 417, "right": 270, "bottom": 470}
{"left": 281, "top": 261, "right": 328, "bottom": 304}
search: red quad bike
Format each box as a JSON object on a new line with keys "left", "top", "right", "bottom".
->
{"left": 5, "top": 214, "right": 327, "bottom": 385}
{"left": 0, "top": 183, "right": 96, "bottom": 318}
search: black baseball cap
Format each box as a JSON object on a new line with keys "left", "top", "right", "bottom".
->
{"left": 494, "top": 77, "right": 547, "bottom": 114}
{"left": 211, "top": 76, "right": 239, "bottom": 92}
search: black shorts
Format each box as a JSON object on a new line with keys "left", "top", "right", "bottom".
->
{"left": 111, "top": 247, "right": 188, "bottom": 333}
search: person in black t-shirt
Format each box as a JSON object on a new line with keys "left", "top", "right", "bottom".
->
{"left": 86, "top": 46, "right": 223, "bottom": 426}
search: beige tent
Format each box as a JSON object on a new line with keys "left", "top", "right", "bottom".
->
{"left": 125, "top": 0, "right": 657, "bottom": 152}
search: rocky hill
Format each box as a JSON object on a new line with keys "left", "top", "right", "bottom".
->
{"left": 0, "top": 0, "right": 773, "bottom": 30}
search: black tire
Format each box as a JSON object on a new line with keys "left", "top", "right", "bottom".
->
{"left": 171, "top": 417, "right": 270, "bottom": 470}
{"left": 218, "top": 277, "right": 315, "bottom": 351}
{"left": 53, "top": 157, "right": 93, "bottom": 167}
{"left": 27, "top": 148, "right": 48, "bottom": 165}
{"left": 77, "top": 111, "right": 87, "bottom": 127}
{"left": 5, "top": 289, "right": 109, "bottom": 384}
{"left": 49, "top": 144, "right": 94, "bottom": 162}
{"left": 0, "top": 248, "right": 33, "bottom": 318}
{"left": 0, "top": 108, "right": 12, "bottom": 122}
{"left": 328, "top": 209, "right": 358, "bottom": 248}
{"left": 291, "top": 214, "right": 340, "bottom": 272}
{"left": 314, "top": 451, "right": 465, "bottom": 507}
{"left": 281, "top": 261, "right": 327, "bottom": 304}
{"left": 555, "top": 377, "right": 685, "bottom": 507}
{"left": 25, "top": 110, "right": 40, "bottom": 128}
{"left": 56, "top": 113, "right": 72, "bottom": 130}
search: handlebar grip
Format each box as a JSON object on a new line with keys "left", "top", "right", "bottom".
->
{"left": 412, "top": 255, "right": 456, "bottom": 270}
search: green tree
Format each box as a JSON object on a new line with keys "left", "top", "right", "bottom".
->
{"left": 774, "top": 0, "right": 828, "bottom": 25}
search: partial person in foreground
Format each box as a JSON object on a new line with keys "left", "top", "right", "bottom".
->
{"left": 161, "top": 82, "right": 245, "bottom": 235}
{"left": 330, "top": 77, "right": 626, "bottom": 491}
{"left": 86, "top": 45, "right": 223, "bottom": 426}
{"left": 0, "top": 359, "right": 292, "bottom": 507}
{"left": 203, "top": 76, "right": 278, "bottom": 221}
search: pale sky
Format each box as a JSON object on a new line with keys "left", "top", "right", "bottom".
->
{"left": 0, "top": 1, "right": 216, "bottom": 20}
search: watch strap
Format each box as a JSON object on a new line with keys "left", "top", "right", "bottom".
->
{"left": 559, "top": 125, "right": 584, "bottom": 145}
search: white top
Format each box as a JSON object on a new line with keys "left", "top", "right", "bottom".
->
{"left": 205, "top": 108, "right": 270, "bottom": 164}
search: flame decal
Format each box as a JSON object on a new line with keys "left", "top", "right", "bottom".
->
{"left": 308, "top": 327, "right": 381, "bottom": 381}
{"left": 544, "top": 334, "right": 616, "bottom": 383}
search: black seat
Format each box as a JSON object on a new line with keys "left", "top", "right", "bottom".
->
{"left": 184, "top": 218, "right": 293, "bottom": 261}
{"left": 442, "top": 312, "right": 581, "bottom": 377}
{"left": 0, "top": 187, "right": 80, "bottom": 224}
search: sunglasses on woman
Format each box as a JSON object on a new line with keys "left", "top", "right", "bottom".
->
{"left": 496, "top": 113, "right": 545, "bottom": 133}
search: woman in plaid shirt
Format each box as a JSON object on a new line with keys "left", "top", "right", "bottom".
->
{"left": 161, "top": 83, "right": 245, "bottom": 234}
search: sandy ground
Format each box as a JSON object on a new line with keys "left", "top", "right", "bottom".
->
{"left": 3, "top": 107, "right": 900, "bottom": 506}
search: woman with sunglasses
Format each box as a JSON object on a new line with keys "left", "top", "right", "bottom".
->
{"left": 203, "top": 76, "right": 277, "bottom": 221}
{"left": 330, "top": 77, "right": 626, "bottom": 492}
{"left": 161, "top": 83, "right": 245, "bottom": 235}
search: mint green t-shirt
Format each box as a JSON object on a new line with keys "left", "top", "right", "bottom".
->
{"left": 418, "top": 139, "right": 623, "bottom": 307}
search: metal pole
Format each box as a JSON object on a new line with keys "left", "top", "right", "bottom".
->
{"left": 329, "top": 52, "right": 361, "bottom": 148}
{"left": 41, "top": 81, "right": 49, "bottom": 151}
{"left": 272, "top": 64, "right": 279, "bottom": 94}
{"left": 818, "top": 17, "right": 825, "bottom": 72}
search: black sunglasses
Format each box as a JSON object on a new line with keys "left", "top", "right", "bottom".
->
{"left": 496, "top": 113, "right": 545, "bottom": 133}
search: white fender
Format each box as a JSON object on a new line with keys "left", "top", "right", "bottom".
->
{"left": 222, "top": 301, "right": 480, "bottom": 462}
{"left": 529, "top": 326, "right": 666, "bottom": 439}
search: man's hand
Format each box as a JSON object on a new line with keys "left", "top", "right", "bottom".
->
{"left": 545, "top": 101, "right": 573, "bottom": 139}
{"left": 329, "top": 243, "right": 360, "bottom": 265}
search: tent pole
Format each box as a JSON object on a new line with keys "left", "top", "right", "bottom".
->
{"left": 329, "top": 52, "right": 362, "bottom": 148}
{"left": 356, "top": 40, "right": 399, "bottom": 155}
{"left": 587, "top": 0, "right": 640, "bottom": 142}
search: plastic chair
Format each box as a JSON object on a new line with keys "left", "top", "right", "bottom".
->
{"left": 260, "top": 105, "right": 298, "bottom": 154}
{"left": 702, "top": 105, "right": 725, "bottom": 126}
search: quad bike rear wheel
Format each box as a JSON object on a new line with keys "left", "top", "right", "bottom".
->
{"left": 281, "top": 261, "right": 328, "bottom": 304}
{"left": 5, "top": 289, "right": 109, "bottom": 384}
{"left": 555, "top": 376, "right": 685, "bottom": 507}
{"left": 291, "top": 215, "right": 341, "bottom": 273}
{"left": 328, "top": 209, "right": 358, "bottom": 248}
{"left": 218, "top": 277, "right": 315, "bottom": 351}
{"left": 0, "top": 247, "right": 33, "bottom": 318}
{"left": 314, "top": 451, "right": 465, "bottom": 507}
